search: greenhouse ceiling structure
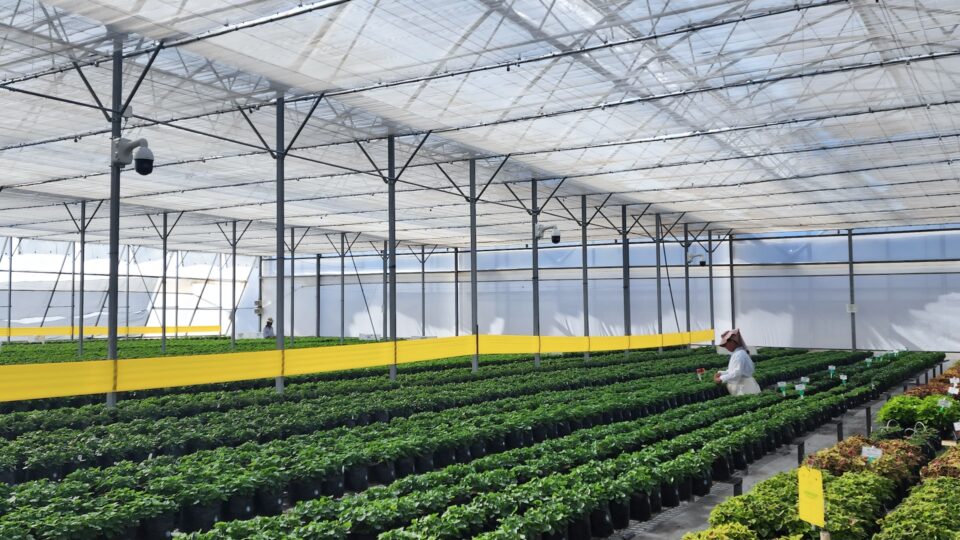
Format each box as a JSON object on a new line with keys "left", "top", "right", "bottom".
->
{"left": 2, "top": 0, "right": 959, "bottom": 255}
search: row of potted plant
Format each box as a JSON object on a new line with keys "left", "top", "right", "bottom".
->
{"left": 689, "top": 369, "right": 946, "bottom": 540}
{"left": 0, "top": 349, "right": 761, "bottom": 482}
{"left": 0, "top": 351, "right": 858, "bottom": 538}
{"left": 404, "top": 354, "right": 934, "bottom": 540}
{"left": 0, "top": 347, "right": 719, "bottom": 439}
{"left": 463, "top": 352, "right": 940, "bottom": 540}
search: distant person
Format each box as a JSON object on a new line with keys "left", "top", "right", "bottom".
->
{"left": 263, "top": 318, "right": 275, "bottom": 339}
{"left": 714, "top": 329, "right": 761, "bottom": 396}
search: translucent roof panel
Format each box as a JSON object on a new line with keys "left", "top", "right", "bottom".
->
{"left": 0, "top": 0, "right": 958, "bottom": 255}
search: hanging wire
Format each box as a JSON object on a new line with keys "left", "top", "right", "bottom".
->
{"left": 348, "top": 249, "right": 378, "bottom": 340}
{"left": 661, "top": 241, "right": 682, "bottom": 333}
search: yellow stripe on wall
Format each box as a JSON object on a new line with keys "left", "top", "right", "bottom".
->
{"left": 0, "top": 329, "right": 714, "bottom": 402}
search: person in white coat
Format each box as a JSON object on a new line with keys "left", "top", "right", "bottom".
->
{"left": 713, "top": 329, "right": 761, "bottom": 395}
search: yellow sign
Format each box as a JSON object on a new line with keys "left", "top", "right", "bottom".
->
{"left": 798, "top": 466, "right": 826, "bottom": 527}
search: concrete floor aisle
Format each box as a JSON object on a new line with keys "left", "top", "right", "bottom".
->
{"left": 612, "top": 353, "right": 958, "bottom": 540}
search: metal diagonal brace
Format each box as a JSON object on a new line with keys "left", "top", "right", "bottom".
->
{"left": 435, "top": 163, "right": 467, "bottom": 200}
{"left": 555, "top": 198, "right": 582, "bottom": 227}
{"left": 396, "top": 132, "right": 432, "bottom": 180}
{"left": 238, "top": 107, "right": 276, "bottom": 158}
{"left": 120, "top": 41, "right": 164, "bottom": 121}
{"left": 476, "top": 155, "right": 511, "bottom": 201}
{"left": 72, "top": 63, "right": 111, "bottom": 123}
{"left": 626, "top": 204, "right": 653, "bottom": 235}
{"left": 285, "top": 94, "right": 325, "bottom": 153}
{"left": 586, "top": 194, "right": 614, "bottom": 226}
{"left": 355, "top": 141, "right": 388, "bottom": 183}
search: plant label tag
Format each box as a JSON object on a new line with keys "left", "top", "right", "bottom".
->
{"left": 953, "top": 421, "right": 960, "bottom": 433}
{"left": 800, "top": 377, "right": 810, "bottom": 384}
{"left": 866, "top": 358, "right": 873, "bottom": 366}
{"left": 795, "top": 384, "right": 806, "bottom": 391}
{"left": 861, "top": 446, "right": 883, "bottom": 462}
{"left": 778, "top": 381, "right": 787, "bottom": 388}
{"left": 951, "top": 377, "right": 960, "bottom": 385}
{"left": 939, "top": 398, "right": 952, "bottom": 409}
{"left": 839, "top": 374, "right": 848, "bottom": 384}
{"left": 950, "top": 386, "right": 960, "bottom": 396}
{"left": 828, "top": 365, "right": 836, "bottom": 378}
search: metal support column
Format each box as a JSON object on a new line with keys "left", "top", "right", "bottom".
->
{"left": 387, "top": 135, "right": 398, "bottom": 381}
{"left": 231, "top": 221, "right": 238, "bottom": 348}
{"left": 708, "top": 231, "right": 715, "bottom": 344}
{"left": 315, "top": 253, "right": 321, "bottom": 338}
{"left": 274, "top": 92, "right": 286, "bottom": 394}
{"left": 655, "top": 214, "right": 662, "bottom": 352}
{"left": 125, "top": 245, "right": 130, "bottom": 336}
{"left": 469, "top": 160, "right": 479, "bottom": 373}
{"left": 621, "top": 206, "right": 630, "bottom": 354}
{"left": 70, "top": 241, "right": 75, "bottom": 341}
{"left": 290, "top": 228, "right": 296, "bottom": 346}
{"left": 531, "top": 180, "right": 541, "bottom": 368}
{"left": 684, "top": 223, "right": 690, "bottom": 338}
{"left": 454, "top": 247, "right": 459, "bottom": 336}
{"left": 581, "top": 196, "right": 590, "bottom": 361}
{"left": 420, "top": 245, "right": 426, "bottom": 337}
{"left": 174, "top": 251, "right": 179, "bottom": 338}
{"left": 6, "top": 237, "right": 12, "bottom": 345}
{"left": 382, "top": 241, "right": 388, "bottom": 340}
{"left": 161, "top": 213, "right": 169, "bottom": 353}
{"left": 339, "top": 232, "right": 345, "bottom": 344}
{"left": 79, "top": 202, "right": 86, "bottom": 355}
{"left": 848, "top": 229, "right": 856, "bottom": 350}
{"left": 106, "top": 33, "right": 123, "bottom": 408}
{"left": 729, "top": 235, "right": 736, "bottom": 329}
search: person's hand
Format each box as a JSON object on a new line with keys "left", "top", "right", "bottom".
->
{"left": 713, "top": 371, "right": 722, "bottom": 384}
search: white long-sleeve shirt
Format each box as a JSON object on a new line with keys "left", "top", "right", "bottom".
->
{"left": 719, "top": 346, "right": 755, "bottom": 383}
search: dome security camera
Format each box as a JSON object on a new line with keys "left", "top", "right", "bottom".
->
{"left": 536, "top": 224, "right": 560, "bottom": 244}
{"left": 111, "top": 138, "right": 154, "bottom": 176}
{"left": 133, "top": 144, "right": 154, "bottom": 175}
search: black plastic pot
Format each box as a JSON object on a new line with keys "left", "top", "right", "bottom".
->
{"left": 693, "top": 471, "right": 712, "bottom": 497}
{"left": 226, "top": 493, "right": 255, "bottom": 519}
{"left": 649, "top": 484, "right": 663, "bottom": 513}
{"left": 323, "top": 471, "right": 346, "bottom": 497}
{"left": 290, "top": 477, "right": 323, "bottom": 502}
{"left": 661, "top": 481, "right": 681, "bottom": 507}
{"left": 630, "top": 491, "right": 652, "bottom": 521}
{"left": 434, "top": 447, "right": 456, "bottom": 468}
{"left": 556, "top": 421, "right": 572, "bottom": 437}
{"left": 532, "top": 424, "right": 549, "bottom": 442}
{"left": 454, "top": 445, "right": 472, "bottom": 463}
{"left": 415, "top": 453, "right": 434, "bottom": 473}
{"left": 732, "top": 449, "right": 748, "bottom": 470}
{"left": 506, "top": 431, "right": 525, "bottom": 449}
{"left": 254, "top": 489, "right": 284, "bottom": 516}
{"left": 370, "top": 461, "right": 396, "bottom": 485}
{"left": 678, "top": 476, "right": 693, "bottom": 501}
{"left": 521, "top": 430, "right": 536, "bottom": 446}
{"left": 711, "top": 455, "right": 732, "bottom": 481}
{"left": 609, "top": 498, "right": 630, "bottom": 529}
{"left": 752, "top": 440, "right": 765, "bottom": 460}
{"left": 345, "top": 465, "right": 369, "bottom": 491}
{"left": 137, "top": 513, "right": 176, "bottom": 540}
{"left": 470, "top": 441, "right": 488, "bottom": 460}
{"left": 589, "top": 505, "right": 615, "bottom": 537}
{"left": 395, "top": 457, "right": 416, "bottom": 478}
{"left": 567, "top": 514, "right": 592, "bottom": 540}
{"left": 374, "top": 409, "right": 390, "bottom": 423}
{"left": 487, "top": 434, "right": 507, "bottom": 453}
{"left": 181, "top": 502, "right": 221, "bottom": 532}
{"left": 541, "top": 528, "right": 568, "bottom": 540}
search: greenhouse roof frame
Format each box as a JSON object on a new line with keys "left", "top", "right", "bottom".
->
{"left": 0, "top": 0, "right": 959, "bottom": 255}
